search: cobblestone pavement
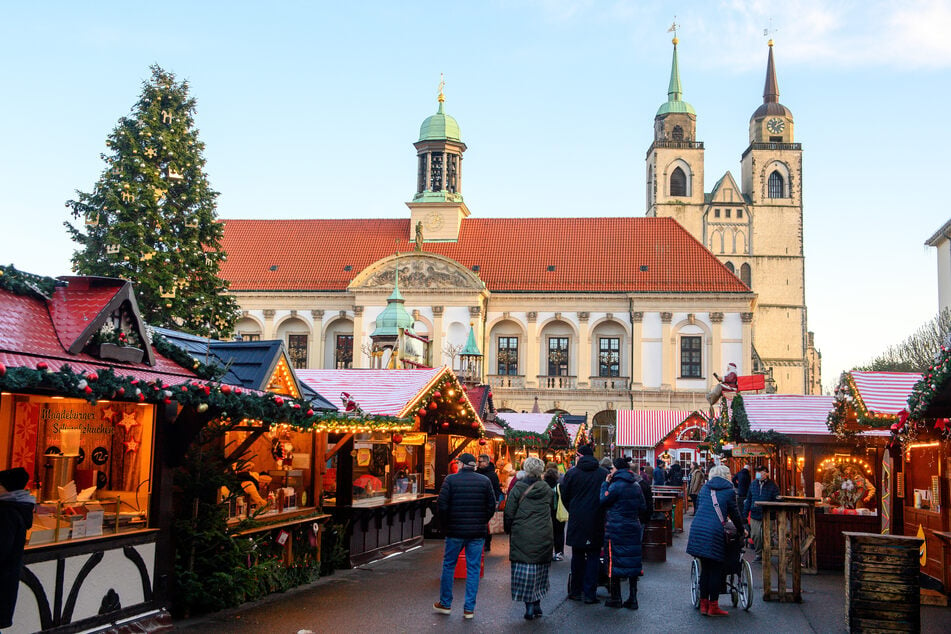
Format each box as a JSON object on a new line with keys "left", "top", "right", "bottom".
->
{"left": 176, "top": 517, "right": 951, "bottom": 633}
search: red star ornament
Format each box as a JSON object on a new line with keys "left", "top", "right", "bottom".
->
{"left": 124, "top": 437, "right": 140, "bottom": 453}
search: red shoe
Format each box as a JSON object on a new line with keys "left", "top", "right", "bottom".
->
{"left": 700, "top": 598, "right": 709, "bottom": 615}
{"left": 707, "top": 600, "right": 729, "bottom": 616}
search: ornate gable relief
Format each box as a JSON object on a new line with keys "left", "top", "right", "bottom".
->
{"left": 349, "top": 253, "right": 485, "bottom": 293}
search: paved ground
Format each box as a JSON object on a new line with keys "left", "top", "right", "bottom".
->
{"left": 176, "top": 517, "right": 951, "bottom": 633}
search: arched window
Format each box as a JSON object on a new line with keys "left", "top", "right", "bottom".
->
{"left": 740, "top": 263, "right": 752, "bottom": 287}
{"left": 670, "top": 167, "right": 686, "bottom": 196}
{"left": 768, "top": 170, "right": 785, "bottom": 198}
{"left": 724, "top": 261, "right": 735, "bottom": 273}
{"left": 672, "top": 125, "right": 684, "bottom": 141}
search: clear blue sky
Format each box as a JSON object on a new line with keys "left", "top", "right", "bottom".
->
{"left": 1, "top": 1, "right": 949, "bottom": 392}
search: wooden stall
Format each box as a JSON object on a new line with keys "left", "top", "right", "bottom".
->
{"left": 495, "top": 413, "right": 580, "bottom": 473}
{"left": 298, "top": 367, "right": 484, "bottom": 565}
{"left": 744, "top": 393, "right": 890, "bottom": 571}
{"left": 616, "top": 410, "right": 707, "bottom": 471}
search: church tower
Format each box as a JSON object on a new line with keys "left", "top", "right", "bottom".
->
{"left": 646, "top": 36, "right": 705, "bottom": 239}
{"left": 406, "top": 82, "right": 469, "bottom": 242}
{"left": 739, "top": 40, "right": 808, "bottom": 393}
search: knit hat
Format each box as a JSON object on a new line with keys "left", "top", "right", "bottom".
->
{"left": 0, "top": 467, "right": 29, "bottom": 491}
{"left": 613, "top": 457, "right": 631, "bottom": 470}
{"left": 457, "top": 453, "right": 477, "bottom": 468}
{"left": 577, "top": 444, "right": 594, "bottom": 456}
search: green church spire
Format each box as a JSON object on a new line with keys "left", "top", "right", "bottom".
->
{"left": 461, "top": 324, "right": 482, "bottom": 356}
{"left": 656, "top": 36, "right": 695, "bottom": 116}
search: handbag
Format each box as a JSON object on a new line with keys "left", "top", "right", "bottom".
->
{"left": 555, "top": 483, "right": 569, "bottom": 522}
{"left": 710, "top": 489, "right": 738, "bottom": 540}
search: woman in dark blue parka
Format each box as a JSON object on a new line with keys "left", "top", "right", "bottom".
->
{"left": 686, "top": 464, "right": 746, "bottom": 617}
{"left": 600, "top": 457, "right": 645, "bottom": 610}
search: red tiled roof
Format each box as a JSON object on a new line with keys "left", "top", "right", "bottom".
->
{"left": 48, "top": 278, "right": 123, "bottom": 351}
{"left": 219, "top": 217, "right": 750, "bottom": 293}
{"left": 0, "top": 288, "right": 196, "bottom": 381}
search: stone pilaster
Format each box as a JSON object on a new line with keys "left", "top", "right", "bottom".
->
{"left": 262, "top": 309, "right": 276, "bottom": 339}
{"left": 526, "top": 312, "right": 539, "bottom": 386}
{"left": 631, "top": 311, "right": 644, "bottom": 386}
{"left": 432, "top": 306, "right": 444, "bottom": 367}
{"left": 352, "top": 307, "right": 365, "bottom": 368}
{"left": 578, "top": 312, "right": 591, "bottom": 387}
{"left": 660, "top": 312, "right": 673, "bottom": 388}
{"left": 741, "top": 312, "right": 754, "bottom": 374}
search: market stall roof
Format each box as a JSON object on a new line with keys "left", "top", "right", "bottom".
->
{"left": 499, "top": 413, "right": 555, "bottom": 434}
{"left": 743, "top": 394, "right": 890, "bottom": 437}
{"left": 616, "top": 410, "right": 691, "bottom": 447}
{"left": 0, "top": 276, "right": 195, "bottom": 384}
{"left": 656, "top": 411, "right": 709, "bottom": 444}
{"left": 850, "top": 371, "right": 922, "bottom": 415}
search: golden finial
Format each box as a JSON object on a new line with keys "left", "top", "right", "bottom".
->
{"left": 768, "top": 38, "right": 773, "bottom": 47}
{"left": 764, "top": 18, "right": 777, "bottom": 47}
{"left": 438, "top": 73, "right": 445, "bottom": 103}
{"left": 668, "top": 17, "right": 679, "bottom": 45}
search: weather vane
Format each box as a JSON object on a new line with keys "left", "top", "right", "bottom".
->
{"left": 763, "top": 18, "right": 778, "bottom": 40}
{"left": 667, "top": 17, "right": 679, "bottom": 39}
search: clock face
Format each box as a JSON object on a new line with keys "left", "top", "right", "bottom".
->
{"left": 425, "top": 211, "right": 444, "bottom": 230}
{"left": 766, "top": 118, "right": 786, "bottom": 134}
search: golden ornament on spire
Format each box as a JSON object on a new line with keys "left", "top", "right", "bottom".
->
{"left": 438, "top": 73, "right": 445, "bottom": 103}
{"left": 768, "top": 38, "right": 774, "bottom": 47}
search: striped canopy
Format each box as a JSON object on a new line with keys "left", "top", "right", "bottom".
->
{"left": 616, "top": 410, "right": 691, "bottom": 447}
{"left": 296, "top": 367, "right": 445, "bottom": 417}
{"left": 743, "top": 394, "right": 889, "bottom": 437}
{"left": 500, "top": 413, "right": 556, "bottom": 434}
{"left": 850, "top": 371, "right": 922, "bottom": 415}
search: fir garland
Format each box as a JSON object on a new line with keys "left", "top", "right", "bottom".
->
{"left": 501, "top": 414, "right": 566, "bottom": 447}
{"left": 151, "top": 331, "right": 225, "bottom": 381}
{"left": 826, "top": 371, "right": 899, "bottom": 437}
{"left": 0, "top": 363, "right": 411, "bottom": 432}
{"left": 705, "top": 394, "right": 790, "bottom": 450}
{"left": 908, "top": 345, "right": 951, "bottom": 419}
{"left": 0, "top": 264, "right": 59, "bottom": 299}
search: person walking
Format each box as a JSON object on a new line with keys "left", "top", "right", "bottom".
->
{"left": 504, "top": 457, "right": 555, "bottom": 620}
{"left": 686, "top": 464, "right": 746, "bottom": 617}
{"left": 0, "top": 467, "right": 35, "bottom": 630}
{"left": 687, "top": 462, "right": 705, "bottom": 515}
{"left": 744, "top": 465, "right": 780, "bottom": 562}
{"left": 560, "top": 444, "right": 608, "bottom": 604}
{"left": 600, "top": 457, "right": 645, "bottom": 610}
{"left": 652, "top": 458, "right": 667, "bottom": 486}
{"left": 434, "top": 453, "right": 497, "bottom": 620}
{"left": 734, "top": 464, "right": 751, "bottom": 512}
{"left": 477, "top": 454, "right": 502, "bottom": 552}
{"left": 668, "top": 461, "right": 683, "bottom": 487}
{"left": 543, "top": 465, "right": 565, "bottom": 561}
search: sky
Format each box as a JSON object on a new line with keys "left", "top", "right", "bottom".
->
{"left": 1, "top": 0, "right": 950, "bottom": 392}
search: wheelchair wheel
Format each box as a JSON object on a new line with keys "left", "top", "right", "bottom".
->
{"left": 739, "top": 559, "right": 754, "bottom": 610}
{"left": 690, "top": 558, "right": 701, "bottom": 608}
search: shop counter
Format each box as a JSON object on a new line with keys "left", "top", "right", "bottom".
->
{"left": 815, "top": 508, "right": 880, "bottom": 570}
{"left": 325, "top": 494, "right": 438, "bottom": 566}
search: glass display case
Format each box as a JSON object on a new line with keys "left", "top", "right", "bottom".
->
{"left": 815, "top": 452, "right": 878, "bottom": 515}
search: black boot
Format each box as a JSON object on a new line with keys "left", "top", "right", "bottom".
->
{"left": 605, "top": 577, "right": 623, "bottom": 608}
{"left": 524, "top": 602, "right": 534, "bottom": 620}
{"left": 623, "top": 577, "right": 638, "bottom": 610}
{"left": 532, "top": 600, "right": 543, "bottom": 618}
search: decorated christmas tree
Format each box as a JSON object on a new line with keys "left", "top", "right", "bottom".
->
{"left": 65, "top": 65, "right": 239, "bottom": 337}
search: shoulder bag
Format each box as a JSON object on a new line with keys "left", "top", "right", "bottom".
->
{"left": 555, "top": 483, "right": 569, "bottom": 522}
{"left": 710, "top": 488, "right": 738, "bottom": 540}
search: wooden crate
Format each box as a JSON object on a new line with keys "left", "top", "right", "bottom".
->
{"left": 844, "top": 532, "right": 923, "bottom": 633}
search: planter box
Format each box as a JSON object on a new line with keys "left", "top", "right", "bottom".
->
{"left": 97, "top": 343, "right": 145, "bottom": 364}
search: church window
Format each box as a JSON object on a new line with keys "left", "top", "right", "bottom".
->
{"left": 288, "top": 334, "right": 308, "bottom": 369}
{"left": 768, "top": 170, "right": 785, "bottom": 198}
{"left": 680, "top": 336, "right": 702, "bottom": 378}
{"left": 430, "top": 152, "right": 444, "bottom": 191}
{"left": 725, "top": 209, "right": 731, "bottom": 218}
{"left": 417, "top": 155, "right": 427, "bottom": 193}
{"left": 497, "top": 337, "right": 519, "bottom": 375}
{"left": 740, "top": 263, "right": 752, "bottom": 287}
{"left": 724, "top": 261, "right": 735, "bottom": 273}
{"left": 548, "top": 337, "right": 569, "bottom": 376}
{"left": 598, "top": 337, "right": 620, "bottom": 377}
{"left": 672, "top": 125, "right": 684, "bottom": 141}
{"left": 670, "top": 167, "right": 687, "bottom": 196}
{"left": 714, "top": 209, "right": 720, "bottom": 218}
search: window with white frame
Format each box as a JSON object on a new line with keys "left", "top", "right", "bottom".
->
{"left": 680, "top": 336, "right": 702, "bottom": 378}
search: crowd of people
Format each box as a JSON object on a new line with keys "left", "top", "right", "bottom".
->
{"left": 432, "top": 447, "right": 778, "bottom": 621}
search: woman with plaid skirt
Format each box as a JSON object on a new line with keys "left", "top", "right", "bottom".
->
{"left": 503, "top": 456, "right": 555, "bottom": 620}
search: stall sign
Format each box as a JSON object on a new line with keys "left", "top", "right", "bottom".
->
{"left": 732, "top": 443, "right": 770, "bottom": 457}
{"left": 399, "top": 432, "right": 428, "bottom": 446}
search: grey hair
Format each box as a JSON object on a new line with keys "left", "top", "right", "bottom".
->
{"left": 522, "top": 456, "right": 545, "bottom": 478}
{"left": 709, "top": 465, "right": 731, "bottom": 480}
{"left": 599, "top": 457, "right": 613, "bottom": 470}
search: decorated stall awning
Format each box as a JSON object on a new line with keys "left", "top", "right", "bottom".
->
{"left": 497, "top": 413, "right": 572, "bottom": 447}
{"left": 743, "top": 395, "right": 888, "bottom": 437}
{"left": 297, "top": 367, "right": 483, "bottom": 436}
{"left": 616, "top": 410, "right": 691, "bottom": 447}
{"left": 850, "top": 371, "right": 922, "bottom": 416}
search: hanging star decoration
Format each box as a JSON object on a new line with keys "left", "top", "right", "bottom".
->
{"left": 117, "top": 411, "right": 140, "bottom": 435}
{"left": 124, "top": 436, "right": 140, "bottom": 453}
{"left": 144, "top": 147, "right": 157, "bottom": 158}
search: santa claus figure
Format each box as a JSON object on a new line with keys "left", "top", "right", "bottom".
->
{"left": 707, "top": 362, "right": 739, "bottom": 406}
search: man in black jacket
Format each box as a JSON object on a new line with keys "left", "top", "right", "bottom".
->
{"left": 0, "top": 467, "right": 35, "bottom": 630}
{"left": 560, "top": 444, "right": 608, "bottom": 604}
{"left": 434, "top": 453, "right": 496, "bottom": 620}
{"left": 477, "top": 454, "right": 502, "bottom": 551}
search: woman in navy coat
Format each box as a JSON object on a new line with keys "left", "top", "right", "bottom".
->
{"left": 600, "top": 457, "right": 645, "bottom": 609}
{"left": 686, "top": 464, "right": 746, "bottom": 617}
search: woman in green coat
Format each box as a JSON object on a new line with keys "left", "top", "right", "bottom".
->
{"left": 504, "top": 456, "right": 555, "bottom": 620}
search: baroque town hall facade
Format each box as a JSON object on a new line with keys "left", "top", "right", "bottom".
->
{"left": 218, "top": 39, "right": 822, "bottom": 430}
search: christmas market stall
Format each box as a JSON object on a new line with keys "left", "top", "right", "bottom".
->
{"left": 653, "top": 411, "right": 712, "bottom": 471}
{"left": 742, "top": 393, "right": 890, "bottom": 570}
{"left": 297, "top": 367, "right": 484, "bottom": 565}
{"left": 904, "top": 353, "right": 951, "bottom": 598}
{"left": 0, "top": 272, "right": 213, "bottom": 631}
{"left": 495, "top": 413, "right": 577, "bottom": 469}
{"left": 615, "top": 410, "right": 693, "bottom": 468}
